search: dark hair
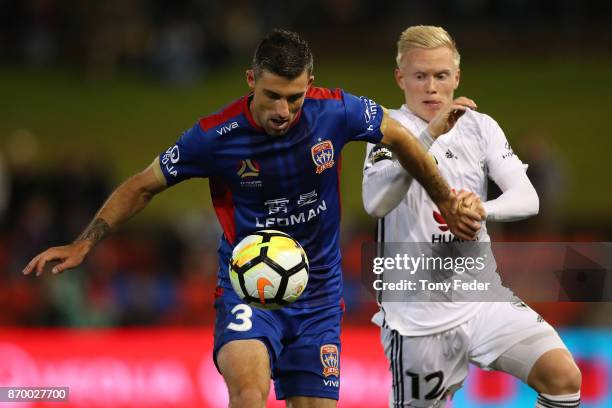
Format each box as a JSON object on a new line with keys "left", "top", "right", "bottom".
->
{"left": 252, "top": 29, "right": 313, "bottom": 79}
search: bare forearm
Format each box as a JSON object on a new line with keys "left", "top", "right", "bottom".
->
{"left": 76, "top": 218, "right": 111, "bottom": 246}
{"left": 391, "top": 129, "right": 450, "bottom": 205}
{"left": 363, "top": 129, "right": 438, "bottom": 217}
{"left": 23, "top": 160, "right": 167, "bottom": 277}
{"left": 74, "top": 162, "right": 166, "bottom": 247}
{"left": 75, "top": 179, "right": 153, "bottom": 245}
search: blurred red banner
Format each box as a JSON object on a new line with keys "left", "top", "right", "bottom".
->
{"left": 1, "top": 328, "right": 609, "bottom": 407}
{"left": 0, "top": 328, "right": 390, "bottom": 408}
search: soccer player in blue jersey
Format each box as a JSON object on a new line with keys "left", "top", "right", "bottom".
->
{"left": 24, "top": 29, "right": 481, "bottom": 407}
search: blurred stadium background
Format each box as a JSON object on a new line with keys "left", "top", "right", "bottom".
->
{"left": 0, "top": 0, "right": 611, "bottom": 407}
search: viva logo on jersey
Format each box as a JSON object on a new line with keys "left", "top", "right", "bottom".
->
{"left": 311, "top": 140, "right": 335, "bottom": 174}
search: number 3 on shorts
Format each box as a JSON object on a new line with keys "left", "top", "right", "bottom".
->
{"left": 227, "top": 304, "right": 253, "bottom": 331}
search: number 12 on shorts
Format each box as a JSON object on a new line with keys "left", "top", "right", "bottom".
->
{"left": 404, "top": 371, "right": 445, "bottom": 400}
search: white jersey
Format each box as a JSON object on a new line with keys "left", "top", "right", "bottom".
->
{"left": 365, "top": 106, "right": 527, "bottom": 335}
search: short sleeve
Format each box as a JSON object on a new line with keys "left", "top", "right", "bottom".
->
{"left": 158, "top": 122, "right": 215, "bottom": 186}
{"left": 484, "top": 115, "right": 526, "bottom": 182}
{"left": 343, "top": 92, "right": 385, "bottom": 144}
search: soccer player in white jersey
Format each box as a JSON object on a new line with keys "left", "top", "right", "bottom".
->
{"left": 363, "top": 26, "right": 581, "bottom": 407}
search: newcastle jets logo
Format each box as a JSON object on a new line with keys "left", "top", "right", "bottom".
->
{"left": 311, "top": 140, "right": 335, "bottom": 174}
{"left": 320, "top": 344, "right": 339, "bottom": 378}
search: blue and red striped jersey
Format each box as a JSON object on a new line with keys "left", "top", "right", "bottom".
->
{"left": 158, "top": 87, "right": 384, "bottom": 306}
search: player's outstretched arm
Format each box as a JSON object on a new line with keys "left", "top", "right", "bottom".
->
{"left": 363, "top": 97, "right": 477, "bottom": 218}
{"left": 23, "top": 158, "right": 168, "bottom": 276}
{"left": 380, "top": 112, "right": 481, "bottom": 241}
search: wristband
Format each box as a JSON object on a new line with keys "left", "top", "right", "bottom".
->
{"left": 419, "top": 128, "right": 435, "bottom": 150}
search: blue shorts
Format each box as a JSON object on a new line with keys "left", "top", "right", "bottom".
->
{"left": 213, "top": 286, "right": 344, "bottom": 400}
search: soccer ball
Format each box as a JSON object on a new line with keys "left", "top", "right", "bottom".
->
{"left": 229, "top": 230, "right": 309, "bottom": 310}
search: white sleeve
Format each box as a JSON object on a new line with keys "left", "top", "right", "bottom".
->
{"left": 482, "top": 115, "right": 539, "bottom": 221}
{"left": 484, "top": 115, "right": 526, "bottom": 181}
{"left": 483, "top": 169, "right": 539, "bottom": 221}
{"left": 362, "top": 130, "right": 434, "bottom": 218}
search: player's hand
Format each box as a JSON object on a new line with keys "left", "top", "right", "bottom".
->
{"left": 427, "top": 96, "right": 477, "bottom": 138}
{"left": 438, "top": 190, "right": 482, "bottom": 241}
{"left": 22, "top": 240, "right": 92, "bottom": 276}
{"left": 460, "top": 193, "right": 487, "bottom": 221}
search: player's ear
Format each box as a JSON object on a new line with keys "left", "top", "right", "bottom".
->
{"left": 394, "top": 68, "right": 405, "bottom": 90}
{"left": 246, "top": 69, "right": 256, "bottom": 90}
{"left": 454, "top": 69, "right": 461, "bottom": 90}
{"left": 307, "top": 75, "right": 314, "bottom": 88}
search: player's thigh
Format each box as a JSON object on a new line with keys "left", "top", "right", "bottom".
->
{"left": 381, "top": 325, "right": 469, "bottom": 407}
{"left": 213, "top": 290, "right": 283, "bottom": 395}
{"left": 217, "top": 339, "right": 271, "bottom": 393}
{"left": 286, "top": 396, "right": 337, "bottom": 408}
{"left": 470, "top": 300, "right": 570, "bottom": 381}
{"left": 273, "top": 303, "right": 343, "bottom": 401}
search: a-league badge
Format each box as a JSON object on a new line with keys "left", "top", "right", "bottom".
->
{"left": 311, "top": 140, "right": 335, "bottom": 174}
{"left": 320, "top": 344, "right": 339, "bottom": 377}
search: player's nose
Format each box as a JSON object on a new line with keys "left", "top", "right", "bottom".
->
{"left": 425, "top": 76, "right": 436, "bottom": 93}
{"left": 274, "top": 98, "right": 290, "bottom": 118}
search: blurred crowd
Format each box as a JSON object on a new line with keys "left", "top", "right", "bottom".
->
{"left": 0, "top": 142, "right": 222, "bottom": 327}
{"left": 1, "top": 0, "right": 610, "bottom": 83}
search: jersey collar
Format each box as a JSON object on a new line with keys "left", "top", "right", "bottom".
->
{"left": 400, "top": 104, "right": 429, "bottom": 127}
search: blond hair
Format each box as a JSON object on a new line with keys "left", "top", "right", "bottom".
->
{"left": 396, "top": 25, "right": 460, "bottom": 68}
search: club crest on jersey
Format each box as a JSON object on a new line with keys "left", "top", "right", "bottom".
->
{"left": 311, "top": 140, "right": 335, "bottom": 174}
{"left": 320, "top": 344, "right": 339, "bottom": 377}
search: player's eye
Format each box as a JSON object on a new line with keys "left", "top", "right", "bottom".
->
{"left": 264, "top": 91, "right": 281, "bottom": 100}
{"left": 436, "top": 73, "right": 448, "bottom": 80}
{"left": 287, "top": 94, "right": 303, "bottom": 103}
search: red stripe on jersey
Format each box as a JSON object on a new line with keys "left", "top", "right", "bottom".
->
{"left": 306, "top": 87, "right": 342, "bottom": 100}
{"left": 199, "top": 97, "right": 246, "bottom": 132}
{"left": 241, "top": 95, "right": 264, "bottom": 131}
{"left": 199, "top": 88, "right": 340, "bottom": 133}
{"left": 214, "top": 286, "right": 224, "bottom": 299}
{"left": 336, "top": 155, "right": 342, "bottom": 217}
{"left": 210, "top": 177, "right": 236, "bottom": 245}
